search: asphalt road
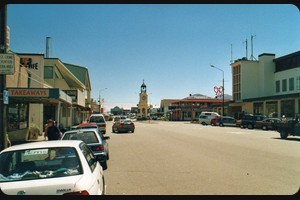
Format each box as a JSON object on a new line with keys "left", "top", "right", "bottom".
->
{"left": 104, "top": 120, "right": 300, "bottom": 195}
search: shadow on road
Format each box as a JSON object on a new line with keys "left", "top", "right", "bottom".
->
{"left": 272, "top": 137, "right": 300, "bottom": 142}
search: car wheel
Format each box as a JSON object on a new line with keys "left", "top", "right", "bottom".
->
{"left": 280, "top": 131, "right": 288, "bottom": 139}
{"left": 247, "top": 124, "right": 253, "bottom": 129}
{"left": 220, "top": 123, "right": 224, "bottom": 127}
{"left": 201, "top": 122, "right": 206, "bottom": 126}
{"left": 112, "top": 129, "right": 115, "bottom": 133}
{"left": 262, "top": 125, "right": 267, "bottom": 130}
{"left": 132, "top": 130, "right": 134, "bottom": 133}
{"left": 101, "top": 160, "right": 108, "bottom": 170}
{"left": 240, "top": 124, "right": 244, "bottom": 128}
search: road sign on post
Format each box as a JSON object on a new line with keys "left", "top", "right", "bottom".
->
{"left": 0, "top": 53, "right": 14, "bottom": 75}
{"left": 3, "top": 90, "right": 8, "bottom": 104}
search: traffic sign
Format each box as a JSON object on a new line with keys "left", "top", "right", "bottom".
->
{"left": 3, "top": 90, "right": 8, "bottom": 104}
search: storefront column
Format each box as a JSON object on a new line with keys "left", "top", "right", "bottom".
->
{"left": 263, "top": 101, "right": 266, "bottom": 116}
{"left": 295, "top": 98, "right": 299, "bottom": 115}
{"left": 278, "top": 100, "right": 282, "bottom": 117}
{"left": 56, "top": 102, "right": 61, "bottom": 125}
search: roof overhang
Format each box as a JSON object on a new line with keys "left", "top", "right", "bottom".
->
{"left": 45, "top": 58, "right": 86, "bottom": 89}
{"left": 7, "top": 88, "right": 73, "bottom": 105}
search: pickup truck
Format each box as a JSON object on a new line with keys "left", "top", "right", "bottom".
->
{"left": 276, "top": 116, "right": 300, "bottom": 139}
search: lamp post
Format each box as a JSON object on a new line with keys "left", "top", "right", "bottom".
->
{"left": 210, "top": 65, "right": 224, "bottom": 116}
{"left": 98, "top": 88, "right": 107, "bottom": 113}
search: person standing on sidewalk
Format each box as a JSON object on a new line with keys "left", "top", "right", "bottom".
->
{"left": 45, "top": 119, "right": 61, "bottom": 140}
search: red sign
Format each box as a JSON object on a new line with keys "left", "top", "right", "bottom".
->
{"left": 9, "top": 89, "right": 49, "bottom": 97}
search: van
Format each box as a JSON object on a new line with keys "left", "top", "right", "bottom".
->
{"left": 199, "top": 111, "right": 220, "bottom": 125}
{"left": 88, "top": 114, "right": 107, "bottom": 134}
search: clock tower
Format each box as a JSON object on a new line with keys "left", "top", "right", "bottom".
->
{"left": 138, "top": 80, "right": 149, "bottom": 119}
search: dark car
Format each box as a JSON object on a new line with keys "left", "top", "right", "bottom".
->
{"left": 112, "top": 119, "right": 135, "bottom": 133}
{"left": 255, "top": 118, "right": 282, "bottom": 130}
{"left": 61, "top": 128, "right": 110, "bottom": 170}
{"left": 218, "top": 116, "right": 237, "bottom": 127}
{"left": 240, "top": 114, "right": 266, "bottom": 129}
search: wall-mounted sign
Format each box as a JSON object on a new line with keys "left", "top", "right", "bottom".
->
{"left": 0, "top": 54, "right": 14, "bottom": 75}
{"left": 20, "top": 57, "right": 39, "bottom": 70}
{"left": 9, "top": 89, "right": 49, "bottom": 97}
{"left": 64, "top": 90, "right": 78, "bottom": 102}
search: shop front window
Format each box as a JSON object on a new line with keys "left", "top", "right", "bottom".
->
{"left": 266, "top": 101, "right": 278, "bottom": 117}
{"left": 281, "top": 100, "right": 295, "bottom": 118}
{"left": 7, "top": 103, "right": 28, "bottom": 132}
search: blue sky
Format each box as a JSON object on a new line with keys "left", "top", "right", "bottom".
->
{"left": 7, "top": 4, "right": 300, "bottom": 111}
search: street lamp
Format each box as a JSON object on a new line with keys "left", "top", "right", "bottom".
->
{"left": 210, "top": 65, "right": 224, "bottom": 116}
{"left": 98, "top": 88, "right": 108, "bottom": 113}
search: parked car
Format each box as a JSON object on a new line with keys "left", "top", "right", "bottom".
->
{"left": 255, "top": 117, "right": 282, "bottom": 130}
{"left": 210, "top": 116, "right": 220, "bottom": 126}
{"left": 61, "top": 128, "right": 110, "bottom": 170}
{"left": 240, "top": 114, "right": 266, "bottom": 129}
{"left": 76, "top": 122, "right": 101, "bottom": 133}
{"left": 113, "top": 115, "right": 121, "bottom": 122}
{"left": 218, "top": 116, "right": 237, "bottom": 127}
{"left": 199, "top": 111, "right": 220, "bottom": 125}
{"left": 88, "top": 114, "right": 107, "bottom": 134}
{"left": 0, "top": 140, "right": 106, "bottom": 195}
{"left": 112, "top": 119, "right": 135, "bottom": 133}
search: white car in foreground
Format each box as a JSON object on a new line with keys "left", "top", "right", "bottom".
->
{"left": 0, "top": 140, "right": 106, "bottom": 195}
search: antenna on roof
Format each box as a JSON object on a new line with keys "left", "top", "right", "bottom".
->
{"left": 230, "top": 44, "right": 233, "bottom": 64}
{"left": 243, "top": 38, "right": 248, "bottom": 60}
{"left": 46, "top": 36, "right": 52, "bottom": 58}
{"left": 249, "top": 34, "right": 257, "bottom": 61}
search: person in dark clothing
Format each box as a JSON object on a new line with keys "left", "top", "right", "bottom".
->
{"left": 45, "top": 119, "right": 61, "bottom": 140}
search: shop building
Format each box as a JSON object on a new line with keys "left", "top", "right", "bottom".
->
{"left": 230, "top": 50, "right": 300, "bottom": 119}
{"left": 6, "top": 52, "right": 92, "bottom": 143}
{"left": 166, "top": 94, "right": 232, "bottom": 121}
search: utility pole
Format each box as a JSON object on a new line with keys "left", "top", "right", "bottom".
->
{"left": 0, "top": 4, "right": 7, "bottom": 151}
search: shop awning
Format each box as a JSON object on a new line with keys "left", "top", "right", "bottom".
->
{"left": 7, "top": 88, "right": 73, "bottom": 105}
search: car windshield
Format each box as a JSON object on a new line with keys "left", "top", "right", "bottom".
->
{"left": 62, "top": 131, "right": 99, "bottom": 144}
{"left": 0, "top": 147, "right": 83, "bottom": 182}
{"left": 89, "top": 116, "right": 105, "bottom": 123}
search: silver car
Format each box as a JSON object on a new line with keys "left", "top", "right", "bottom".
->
{"left": 61, "top": 128, "right": 110, "bottom": 170}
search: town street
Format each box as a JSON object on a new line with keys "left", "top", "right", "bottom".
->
{"left": 104, "top": 120, "right": 300, "bottom": 195}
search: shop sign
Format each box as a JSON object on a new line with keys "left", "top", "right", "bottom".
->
{"left": 9, "top": 89, "right": 49, "bottom": 97}
{"left": 64, "top": 90, "right": 77, "bottom": 102}
{"left": 0, "top": 54, "right": 14, "bottom": 74}
{"left": 20, "top": 57, "right": 38, "bottom": 70}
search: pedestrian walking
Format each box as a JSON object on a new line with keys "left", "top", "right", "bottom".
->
{"left": 45, "top": 119, "right": 61, "bottom": 140}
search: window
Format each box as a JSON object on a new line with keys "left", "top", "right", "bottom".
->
{"left": 275, "top": 80, "right": 280, "bottom": 93}
{"left": 297, "top": 76, "right": 300, "bottom": 90}
{"left": 44, "top": 66, "right": 54, "bottom": 79}
{"left": 81, "top": 143, "right": 96, "bottom": 172}
{"left": 0, "top": 147, "right": 82, "bottom": 183}
{"left": 7, "top": 103, "right": 28, "bottom": 131}
{"left": 289, "top": 78, "right": 294, "bottom": 91}
{"left": 282, "top": 79, "right": 287, "bottom": 92}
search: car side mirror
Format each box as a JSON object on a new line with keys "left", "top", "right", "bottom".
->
{"left": 104, "top": 136, "right": 110, "bottom": 140}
